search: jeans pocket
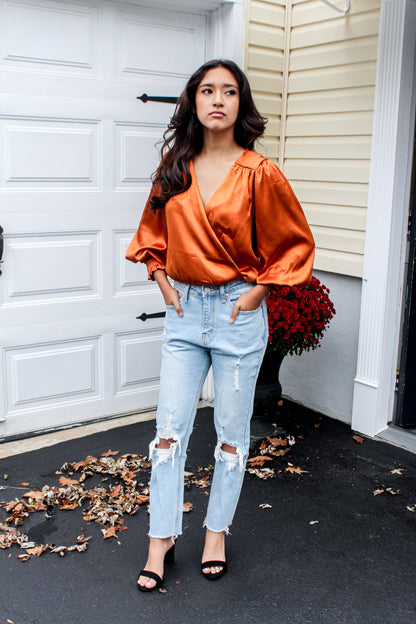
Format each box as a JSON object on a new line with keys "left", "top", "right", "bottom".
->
{"left": 166, "top": 287, "right": 183, "bottom": 309}
{"left": 225, "top": 288, "right": 260, "bottom": 314}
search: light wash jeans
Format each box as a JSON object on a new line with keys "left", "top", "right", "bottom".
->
{"left": 148, "top": 279, "right": 268, "bottom": 538}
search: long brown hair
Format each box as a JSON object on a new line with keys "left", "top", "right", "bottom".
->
{"left": 150, "top": 59, "right": 267, "bottom": 211}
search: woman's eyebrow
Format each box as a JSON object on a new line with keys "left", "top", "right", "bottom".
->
{"left": 199, "top": 82, "right": 238, "bottom": 89}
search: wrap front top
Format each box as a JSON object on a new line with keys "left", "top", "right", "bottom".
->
{"left": 126, "top": 149, "right": 315, "bottom": 286}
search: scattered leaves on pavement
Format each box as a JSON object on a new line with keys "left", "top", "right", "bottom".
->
{"left": 0, "top": 429, "right": 302, "bottom": 560}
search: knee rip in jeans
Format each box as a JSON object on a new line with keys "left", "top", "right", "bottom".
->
{"left": 214, "top": 440, "right": 244, "bottom": 472}
{"left": 149, "top": 423, "right": 181, "bottom": 468}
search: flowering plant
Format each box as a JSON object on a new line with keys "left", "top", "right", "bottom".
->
{"left": 266, "top": 276, "right": 336, "bottom": 357}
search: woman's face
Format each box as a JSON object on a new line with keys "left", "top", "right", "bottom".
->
{"left": 194, "top": 66, "right": 240, "bottom": 134}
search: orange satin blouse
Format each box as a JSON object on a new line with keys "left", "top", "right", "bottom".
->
{"left": 126, "top": 149, "right": 315, "bottom": 286}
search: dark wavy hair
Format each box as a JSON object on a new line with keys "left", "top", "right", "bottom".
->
{"left": 150, "top": 59, "right": 267, "bottom": 211}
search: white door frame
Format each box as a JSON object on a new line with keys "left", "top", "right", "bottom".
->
{"left": 352, "top": 0, "right": 416, "bottom": 437}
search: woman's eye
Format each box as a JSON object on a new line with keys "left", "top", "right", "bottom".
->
{"left": 225, "top": 89, "right": 237, "bottom": 96}
{"left": 201, "top": 88, "right": 212, "bottom": 94}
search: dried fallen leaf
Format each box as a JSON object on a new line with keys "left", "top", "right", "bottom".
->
{"left": 406, "top": 505, "right": 415, "bottom": 512}
{"left": 385, "top": 488, "right": 401, "bottom": 496}
{"left": 390, "top": 468, "right": 404, "bottom": 475}
{"left": 60, "top": 502, "right": 79, "bottom": 510}
{"left": 266, "top": 448, "right": 290, "bottom": 457}
{"left": 353, "top": 435, "right": 364, "bottom": 444}
{"left": 26, "top": 545, "right": 47, "bottom": 556}
{"left": 4, "top": 500, "right": 20, "bottom": 512}
{"left": 22, "top": 489, "right": 44, "bottom": 501}
{"left": 135, "top": 495, "right": 150, "bottom": 505}
{"left": 59, "top": 476, "right": 79, "bottom": 486}
{"left": 285, "top": 463, "right": 309, "bottom": 475}
{"left": 246, "top": 467, "right": 275, "bottom": 480}
{"left": 309, "top": 520, "right": 319, "bottom": 525}
{"left": 101, "top": 526, "right": 119, "bottom": 539}
{"left": 268, "top": 437, "right": 288, "bottom": 448}
{"left": 17, "top": 554, "right": 30, "bottom": 562}
{"left": 102, "top": 449, "right": 119, "bottom": 457}
{"left": 246, "top": 455, "right": 274, "bottom": 467}
{"left": 20, "top": 483, "right": 29, "bottom": 487}
{"left": 183, "top": 502, "right": 193, "bottom": 513}
{"left": 259, "top": 503, "right": 272, "bottom": 509}
{"left": 373, "top": 487, "right": 385, "bottom": 496}
{"left": 110, "top": 485, "right": 122, "bottom": 497}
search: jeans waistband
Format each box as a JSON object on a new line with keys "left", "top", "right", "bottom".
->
{"left": 173, "top": 279, "right": 254, "bottom": 304}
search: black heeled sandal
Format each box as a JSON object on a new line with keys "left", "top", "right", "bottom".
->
{"left": 137, "top": 543, "right": 175, "bottom": 593}
{"left": 201, "top": 559, "right": 228, "bottom": 580}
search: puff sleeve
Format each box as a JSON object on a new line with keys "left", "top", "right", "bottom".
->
{"left": 125, "top": 183, "right": 167, "bottom": 280}
{"left": 254, "top": 159, "right": 315, "bottom": 286}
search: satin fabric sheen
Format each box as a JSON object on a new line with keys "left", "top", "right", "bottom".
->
{"left": 125, "top": 149, "right": 315, "bottom": 286}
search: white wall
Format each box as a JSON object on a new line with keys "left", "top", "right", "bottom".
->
{"left": 279, "top": 270, "right": 362, "bottom": 424}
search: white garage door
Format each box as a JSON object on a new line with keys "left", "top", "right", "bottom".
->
{"left": 0, "top": 0, "right": 207, "bottom": 437}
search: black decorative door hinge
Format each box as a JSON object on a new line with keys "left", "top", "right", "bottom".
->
{"left": 136, "top": 311, "right": 166, "bottom": 321}
{"left": 137, "top": 94, "right": 178, "bottom": 104}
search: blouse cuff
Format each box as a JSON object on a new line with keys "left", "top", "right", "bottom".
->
{"left": 146, "top": 259, "right": 165, "bottom": 280}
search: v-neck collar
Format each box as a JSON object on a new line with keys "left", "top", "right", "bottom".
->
{"left": 190, "top": 149, "right": 247, "bottom": 209}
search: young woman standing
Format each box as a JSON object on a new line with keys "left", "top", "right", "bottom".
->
{"left": 126, "top": 59, "right": 315, "bottom": 591}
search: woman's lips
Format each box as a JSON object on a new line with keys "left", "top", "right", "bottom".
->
{"left": 210, "top": 111, "right": 225, "bottom": 117}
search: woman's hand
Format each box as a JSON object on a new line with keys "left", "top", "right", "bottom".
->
{"left": 154, "top": 269, "right": 183, "bottom": 316}
{"left": 229, "top": 284, "right": 271, "bottom": 323}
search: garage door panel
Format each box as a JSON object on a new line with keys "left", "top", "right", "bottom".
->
{"left": 2, "top": 117, "right": 100, "bottom": 189}
{"left": 116, "top": 330, "right": 163, "bottom": 396}
{"left": 5, "top": 336, "right": 103, "bottom": 413}
{"left": 2, "top": 231, "right": 100, "bottom": 307}
{"left": 117, "top": 6, "right": 205, "bottom": 82}
{"left": 114, "top": 229, "right": 149, "bottom": 296}
{"left": 115, "top": 122, "right": 163, "bottom": 189}
{"left": 2, "top": 0, "right": 99, "bottom": 73}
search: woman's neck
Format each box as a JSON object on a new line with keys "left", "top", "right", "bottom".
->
{"left": 199, "top": 128, "right": 241, "bottom": 160}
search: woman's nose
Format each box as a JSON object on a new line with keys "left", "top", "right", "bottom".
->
{"left": 213, "top": 90, "right": 224, "bottom": 106}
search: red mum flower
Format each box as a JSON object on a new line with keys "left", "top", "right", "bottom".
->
{"left": 265, "top": 277, "right": 336, "bottom": 357}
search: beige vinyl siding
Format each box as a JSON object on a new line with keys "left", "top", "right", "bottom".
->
{"left": 246, "top": 0, "right": 381, "bottom": 278}
{"left": 246, "top": 0, "right": 286, "bottom": 159}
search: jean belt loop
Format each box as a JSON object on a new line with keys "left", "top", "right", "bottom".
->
{"left": 219, "top": 284, "right": 226, "bottom": 303}
{"left": 182, "top": 284, "right": 190, "bottom": 303}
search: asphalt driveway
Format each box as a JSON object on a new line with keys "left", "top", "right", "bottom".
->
{"left": 1, "top": 403, "right": 415, "bottom": 624}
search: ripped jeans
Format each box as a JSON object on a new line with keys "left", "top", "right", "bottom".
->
{"left": 148, "top": 279, "right": 268, "bottom": 538}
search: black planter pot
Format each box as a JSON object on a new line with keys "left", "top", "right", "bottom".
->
{"left": 253, "top": 350, "right": 285, "bottom": 418}
{"left": 250, "top": 350, "right": 285, "bottom": 448}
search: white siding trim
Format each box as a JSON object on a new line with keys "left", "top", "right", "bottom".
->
{"left": 352, "top": 0, "right": 416, "bottom": 436}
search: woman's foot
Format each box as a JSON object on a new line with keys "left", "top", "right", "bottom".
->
{"left": 138, "top": 536, "right": 174, "bottom": 590}
{"left": 201, "top": 529, "right": 226, "bottom": 576}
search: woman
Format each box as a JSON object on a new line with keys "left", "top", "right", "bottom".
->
{"left": 126, "top": 59, "right": 315, "bottom": 591}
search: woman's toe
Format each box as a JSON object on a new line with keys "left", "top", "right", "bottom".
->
{"left": 138, "top": 575, "right": 155, "bottom": 588}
